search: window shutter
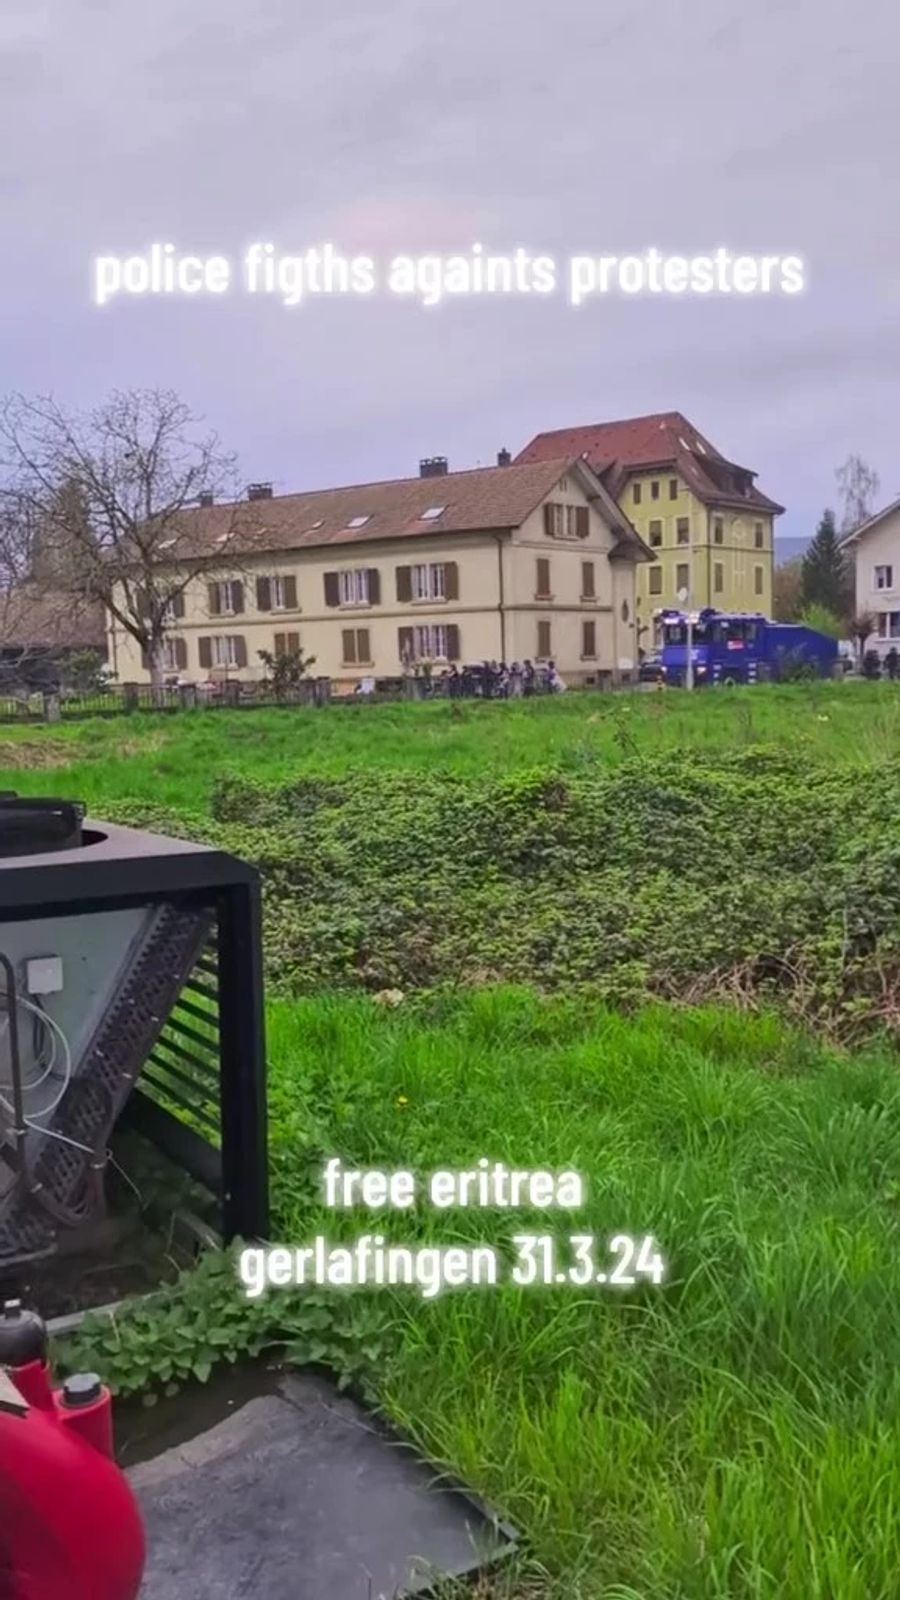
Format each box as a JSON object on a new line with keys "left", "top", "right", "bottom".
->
{"left": 446, "top": 624, "right": 460, "bottom": 661}
{"left": 324, "top": 572, "right": 339, "bottom": 606}
{"left": 274, "top": 633, "right": 285, "bottom": 657}
{"left": 444, "top": 561, "right": 459, "bottom": 600}
{"left": 342, "top": 629, "right": 356, "bottom": 664}
{"left": 172, "top": 589, "right": 185, "bottom": 619}
{"left": 231, "top": 580, "right": 245, "bottom": 614}
{"left": 357, "top": 628, "right": 370, "bottom": 662}
{"left": 175, "top": 637, "right": 188, "bottom": 670}
{"left": 582, "top": 561, "right": 595, "bottom": 597}
{"left": 207, "top": 582, "right": 220, "bottom": 616}
{"left": 576, "top": 506, "right": 589, "bottom": 539}
{"left": 398, "top": 626, "right": 414, "bottom": 662}
{"left": 256, "top": 576, "right": 272, "bottom": 611}
{"left": 136, "top": 588, "right": 151, "bottom": 620}
{"left": 582, "top": 621, "right": 596, "bottom": 657}
{"left": 367, "top": 568, "right": 381, "bottom": 604}
{"left": 543, "top": 503, "right": 555, "bottom": 537}
{"left": 536, "top": 558, "right": 550, "bottom": 597}
{"left": 140, "top": 644, "right": 151, "bottom": 669}
{"left": 396, "top": 566, "right": 412, "bottom": 602}
{"left": 287, "top": 632, "right": 300, "bottom": 653}
{"left": 537, "top": 620, "right": 551, "bottom": 658}
{"left": 233, "top": 635, "right": 247, "bottom": 668}
{"left": 283, "top": 574, "right": 298, "bottom": 609}
{"left": 198, "top": 636, "right": 212, "bottom": 669}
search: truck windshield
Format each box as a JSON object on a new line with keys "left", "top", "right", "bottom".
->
{"left": 664, "top": 619, "right": 759, "bottom": 646}
{"left": 664, "top": 623, "right": 711, "bottom": 645}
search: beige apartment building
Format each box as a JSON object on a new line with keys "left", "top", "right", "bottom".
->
{"left": 515, "top": 412, "right": 784, "bottom": 643}
{"left": 108, "top": 456, "right": 653, "bottom": 691}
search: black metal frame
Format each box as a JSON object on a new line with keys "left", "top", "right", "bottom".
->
{"left": 0, "top": 820, "right": 269, "bottom": 1248}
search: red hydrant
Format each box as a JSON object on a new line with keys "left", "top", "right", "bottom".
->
{"left": 0, "top": 1298, "right": 146, "bottom": 1600}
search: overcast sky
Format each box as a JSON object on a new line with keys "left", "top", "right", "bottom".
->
{"left": 2, "top": 0, "right": 898, "bottom": 543}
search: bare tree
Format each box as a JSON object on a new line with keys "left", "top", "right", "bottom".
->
{"left": 849, "top": 610, "right": 876, "bottom": 665}
{"left": 835, "top": 454, "right": 880, "bottom": 536}
{"left": 0, "top": 389, "right": 260, "bottom": 693}
{"left": 773, "top": 556, "right": 803, "bottom": 622}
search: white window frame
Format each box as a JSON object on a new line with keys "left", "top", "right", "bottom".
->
{"left": 211, "top": 636, "right": 239, "bottom": 668}
{"left": 271, "top": 575, "right": 287, "bottom": 610}
{"left": 162, "top": 638, "right": 180, "bottom": 671}
{"left": 214, "top": 579, "right": 239, "bottom": 616}
{"left": 877, "top": 611, "right": 900, "bottom": 640}
{"left": 413, "top": 624, "right": 448, "bottom": 661}
{"left": 339, "top": 569, "right": 370, "bottom": 605}
{"left": 874, "top": 565, "right": 894, "bottom": 591}
{"left": 411, "top": 562, "right": 446, "bottom": 601}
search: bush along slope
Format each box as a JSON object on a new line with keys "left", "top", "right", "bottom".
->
{"left": 106, "top": 746, "right": 900, "bottom": 1042}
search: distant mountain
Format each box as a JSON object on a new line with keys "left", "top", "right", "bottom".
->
{"left": 775, "top": 536, "right": 812, "bottom": 566}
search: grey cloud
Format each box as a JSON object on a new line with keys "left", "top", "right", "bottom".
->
{"left": 2, "top": 0, "right": 899, "bottom": 544}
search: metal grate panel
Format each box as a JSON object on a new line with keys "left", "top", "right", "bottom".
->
{"left": 0, "top": 903, "right": 214, "bottom": 1264}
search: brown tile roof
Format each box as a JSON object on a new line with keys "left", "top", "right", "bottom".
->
{"left": 0, "top": 586, "right": 107, "bottom": 651}
{"left": 153, "top": 457, "right": 585, "bottom": 561}
{"left": 515, "top": 412, "right": 784, "bottom": 516}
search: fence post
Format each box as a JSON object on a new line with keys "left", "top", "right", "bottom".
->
{"left": 123, "top": 683, "right": 139, "bottom": 713}
{"left": 179, "top": 682, "right": 198, "bottom": 709}
{"left": 43, "top": 691, "right": 61, "bottom": 724}
{"left": 314, "top": 676, "right": 332, "bottom": 707}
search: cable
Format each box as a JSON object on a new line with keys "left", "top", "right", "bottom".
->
{"left": 0, "top": 992, "right": 72, "bottom": 1122}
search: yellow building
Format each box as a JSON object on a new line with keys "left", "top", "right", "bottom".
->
{"left": 515, "top": 412, "right": 784, "bottom": 646}
{"left": 108, "top": 456, "right": 653, "bottom": 691}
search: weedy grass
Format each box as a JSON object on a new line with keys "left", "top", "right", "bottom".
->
{"left": 261, "top": 990, "right": 900, "bottom": 1600}
{"left": 31, "top": 684, "right": 900, "bottom": 1597}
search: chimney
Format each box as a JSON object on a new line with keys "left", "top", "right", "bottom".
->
{"left": 198, "top": 491, "right": 214, "bottom": 508}
{"left": 419, "top": 457, "right": 448, "bottom": 479}
{"left": 247, "top": 482, "right": 273, "bottom": 501}
{"left": 497, "top": 448, "right": 511, "bottom": 467}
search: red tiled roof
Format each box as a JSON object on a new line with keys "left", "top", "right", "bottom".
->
{"left": 515, "top": 412, "right": 784, "bottom": 515}
{"left": 0, "top": 586, "right": 107, "bottom": 651}
{"left": 146, "top": 457, "right": 612, "bottom": 561}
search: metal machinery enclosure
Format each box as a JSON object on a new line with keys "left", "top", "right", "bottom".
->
{"left": 0, "top": 814, "right": 268, "bottom": 1269}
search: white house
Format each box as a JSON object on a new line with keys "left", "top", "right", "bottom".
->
{"left": 840, "top": 496, "right": 900, "bottom": 656}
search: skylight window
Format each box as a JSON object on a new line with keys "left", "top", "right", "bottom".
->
{"left": 695, "top": 440, "right": 706, "bottom": 454}
{"left": 419, "top": 506, "right": 445, "bottom": 520}
{"left": 678, "top": 436, "right": 690, "bottom": 449}
{"left": 158, "top": 538, "right": 176, "bottom": 550}
{"left": 308, "top": 519, "right": 324, "bottom": 530}
{"left": 346, "top": 514, "right": 371, "bottom": 529}
{"left": 214, "top": 532, "right": 229, "bottom": 545}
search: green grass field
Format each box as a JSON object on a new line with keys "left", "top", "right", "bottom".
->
{"left": 23, "top": 682, "right": 900, "bottom": 1598}
{"left": 1, "top": 678, "right": 898, "bottom": 812}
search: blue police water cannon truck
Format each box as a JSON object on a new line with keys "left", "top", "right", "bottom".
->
{"left": 652, "top": 608, "right": 839, "bottom": 687}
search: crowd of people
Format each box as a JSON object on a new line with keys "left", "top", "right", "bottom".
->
{"left": 861, "top": 646, "right": 899, "bottom": 680}
{"left": 415, "top": 659, "right": 567, "bottom": 698}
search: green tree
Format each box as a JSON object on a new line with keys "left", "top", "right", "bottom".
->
{"left": 257, "top": 646, "right": 317, "bottom": 698}
{"left": 798, "top": 603, "right": 843, "bottom": 639}
{"left": 801, "top": 510, "right": 851, "bottom": 620}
